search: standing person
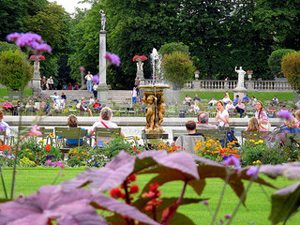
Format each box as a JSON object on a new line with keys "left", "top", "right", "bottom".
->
{"left": 41, "top": 76, "right": 47, "bottom": 90}
{"left": 255, "top": 101, "right": 270, "bottom": 131}
{"left": 134, "top": 77, "right": 140, "bottom": 96}
{"left": 131, "top": 87, "right": 137, "bottom": 104}
{"left": 89, "top": 107, "right": 125, "bottom": 147}
{"left": 85, "top": 71, "right": 93, "bottom": 93}
{"left": 215, "top": 100, "right": 229, "bottom": 127}
{"left": 92, "top": 82, "right": 98, "bottom": 99}
{"left": 235, "top": 99, "right": 245, "bottom": 118}
{"left": 47, "top": 76, "right": 54, "bottom": 90}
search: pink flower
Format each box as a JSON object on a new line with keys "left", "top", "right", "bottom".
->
{"left": 45, "top": 160, "right": 51, "bottom": 165}
{"left": 79, "top": 66, "right": 85, "bottom": 71}
{"left": 133, "top": 55, "right": 148, "bottom": 61}
{"left": 28, "top": 125, "right": 42, "bottom": 137}
{"left": 105, "top": 52, "right": 121, "bottom": 66}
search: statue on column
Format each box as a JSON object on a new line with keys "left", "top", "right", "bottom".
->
{"left": 100, "top": 10, "right": 106, "bottom": 31}
{"left": 235, "top": 66, "right": 246, "bottom": 88}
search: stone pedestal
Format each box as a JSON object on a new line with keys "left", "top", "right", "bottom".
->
{"left": 30, "top": 61, "right": 41, "bottom": 96}
{"left": 194, "top": 80, "right": 201, "bottom": 89}
{"left": 246, "top": 80, "right": 254, "bottom": 91}
{"left": 97, "top": 86, "right": 109, "bottom": 104}
{"left": 233, "top": 87, "right": 247, "bottom": 99}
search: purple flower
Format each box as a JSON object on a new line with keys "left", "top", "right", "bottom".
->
{"left": 0, "top": 122, "right": 6, "bottom": 132}
{"left": 202, "top": 200, "right": 209, "bottom": 206}
{"left": 246, "top": 167, "right": 259, "bottom": 179}
{"left": 277, "top": 110, "right": 293, "bottom": 120}
{"left": 225, "top": 214, "right": 231, "bottom": 219}
{"left": 6, "top": 32, "right": 52, "bottom": 53}
{"left": 93, "top": 75, "right": 99, "bottom": 84}
{"left": 105, "top": 52, "right": 121, "bottom": 66}
{"left": 45, "top": 160, "right": 51, "bottom": 165}
{"left": 222, "top": 155, "right": 240, "bottom": 167}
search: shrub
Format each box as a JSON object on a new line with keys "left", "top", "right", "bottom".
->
{"left": 268, "top": 49, "right": 295, "bottom": 78}
{"left": 161, "top": 51, "right": 195, "bottom": 89}
{"left": 159, "top": 42, "right": 190, "bottom": 56}
{"left": 0, "top": 41, "right": 18, "bottom": 53}
{"left": 282, "top": 51, "right": 300, "bottom": 93}
{"left": 0, "top": 50, "right": 33, "bottom": 90}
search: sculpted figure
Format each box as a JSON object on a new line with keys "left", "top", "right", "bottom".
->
{"left": 100, "top": 10, "right": 106, "bottom": 31}
{"left": 158, "top": 96, "right": 165, "bottom": 126}
{"left": 235, "top": 66, "right": 246, "bottom": 88}
{"left": 145, "top": 94, "right": 157, "bottom": 130}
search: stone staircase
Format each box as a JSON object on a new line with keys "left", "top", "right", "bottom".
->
{"left": 39, "top": 90, "right": 132, "bottom": 103}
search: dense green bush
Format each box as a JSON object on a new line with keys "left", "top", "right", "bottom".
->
{"left": 0, "top": 50, "right": 33, "bottom": 90}
{"left": 282, "top": 51, "right": 300, "bottom": 93}
{"left": 159, "top": 42, "right": 190, "bottom": 56}
{"left": 268, "top": 49, "right": 295, "bottom": 78}
{"left": 161, "top": 51, "right": 195, "bottom": 89}
{"left": 0, "top": 41, "right": 18, "bottom": 53}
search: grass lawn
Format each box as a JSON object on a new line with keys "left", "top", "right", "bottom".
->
{"left": 181, "top": 91, "right": 294, "bottom": 102}
{"left": 1, "top": 167, "right": 300, "bottom": 224}
{"left": 0, "top": 88, "right": 33, "bottom": 98}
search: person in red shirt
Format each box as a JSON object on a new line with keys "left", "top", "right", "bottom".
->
{"left": 68, "top": 83, "right": 72, "bottom": 90}
{"left": 2, "top": 100, "right": 14, "bottom": 115}
{"left": 93, "top": 99, "right": 102, "bottom": 112}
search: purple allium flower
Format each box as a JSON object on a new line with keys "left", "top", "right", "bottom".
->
{"left": 6, "top": 32, "right": 52, "bottom": 53}
{"left": 93, "top": 75, "right": 99, "bottom": 84}
{"left": 277, "top": 110, "right": 293, "bottom": 120}
{"left": 222, "top": 155, "right": 240, "bottom": 167}
{"left": 105, "top": 52, "right": 121, "bottom": 66}
{"left": 246, "top": 167, "right": 259, "bottom": 179}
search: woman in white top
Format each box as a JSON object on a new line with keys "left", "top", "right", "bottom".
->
{"left": 215, "top": 100, "right": 229, "bottom": 127}
{"left": 0, "top": 110, "right": 10, "bottom": 144}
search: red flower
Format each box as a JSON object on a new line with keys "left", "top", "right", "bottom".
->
{"left": 110, "top": 188, "right": 122, "bottom": 199}
{"left": 137, "top": 151, "right": 141, "bottom": 154}
{"left": 45, "top": 144, "right": 51, "bottom": 151}
{"left": 129, "top": 184, "right": 139, "bottom": 194}
{"left": 128, "top": 174, "right": 136, "bottom": 183}
{"left": 132, "top": 147, "right": 137, "bottom": 151}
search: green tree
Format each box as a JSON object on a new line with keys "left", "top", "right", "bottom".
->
{"left": 159, "top": 42, "right": 189, "bottom": 56}
{"left": 268, "top": 49, "right": 296, "bottom": 78}
{"left": 161, "top": 51, "right": 195, "bottom": 89}
{"left": 0, "top": 50, "right": 33, "bottom": 90}
{"left": 282, "top": 52, "right": 300, "bottom": 93}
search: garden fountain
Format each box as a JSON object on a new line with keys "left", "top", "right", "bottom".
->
{"left": 139, "top": 48, "right": 170, "bottom": 140}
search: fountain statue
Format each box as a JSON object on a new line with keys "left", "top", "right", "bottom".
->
{"left": 150, "top": 48, "right": 161, "bottom": 83}
{"left": 139, "top": 85, "right": 170, "bottom": 136}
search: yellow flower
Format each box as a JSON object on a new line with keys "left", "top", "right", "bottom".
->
{"left": 258, "top": 140, "right": 264, "bottom": 144}
{"left": 124, "top": 137, "right": 127, "bottom": 140}
{"left": 49, "top": 133, "right": 54, "bottom": 137}
{"left": 40, "top": 140, "right": 45, "bottom": 143}
{"left": 255, "top": 142, "right": 259, "bottom": 145}
{"left": 26, "top": 149, "right": 29, "bottom": 151}
{"left": 254, "top": 133, "right": 257, "bottom": 136}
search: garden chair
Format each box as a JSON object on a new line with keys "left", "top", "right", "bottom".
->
{"left": 55, "top": 127, "right": 88, "bottom": 160}
{"left": 39, "top": 127, "right": 54, "bottom": 145}
{"left": 241, "top": 131, "right": 271, "bottom": 146}
{"left": 196, "top": 129, "right": 227, "bottom": 146}
{"left": 93, "top": 127, "right": 121, "bottom": 148}
{"left": 172, "top": 129, "right": 188, "bottom": 142}
{"left": 175, "top": 134, "right": 204, "bottom": 155}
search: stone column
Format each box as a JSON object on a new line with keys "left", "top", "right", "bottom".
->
{"left": 97, "top": 26, "right": 109, "bottom": 103}
{"left": 135, "top": 58, "right": 145, "bottom": 84}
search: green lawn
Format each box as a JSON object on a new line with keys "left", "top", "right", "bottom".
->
{"left": 181, "top": 91, "right": 294, "bottom": 102}
{"left": 1, "top": 167, "right": 300, "bottom": 224}
{"left": 0, "top": 88, "right": 33, "bottom": 98}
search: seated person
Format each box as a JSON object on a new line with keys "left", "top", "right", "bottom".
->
{"left": 281, "top": 117, "right": 300, "bottom": 133}
{"left": 2, "top": 100, "right": 14, "bottom": 115}
{"left": 235, "top": 99, "right": 245, "bottom": 118}
{"left": 77, "top": 97, "right": 93, "bottom": 116}
{"left": 233, "top": 95, "right": 239, "bottom": 106}
{"left": 73, "top": 83, "right": 79, "bottom": 90}
{"left": 222, "top": 94, "right": 230, "bottom": 105}
{"left": 58, "top": 115, "right": 89, "bottom": 147}
{"left": 242, "top": 94, "right": 250, "bottom": 104}
{"left": 0, "top": 110, "right": 11, "bottom": 144}
{"left": 225, "top": 100, "right": 235, "bottom": 114}
{"left": 26, "top": 100, "right": 35, "bottom": 112}
{"left": 190, "top": 102, "right": 199, "bottom": 115}
{"left": 89, "top": 96, "right": 95, "bottom": 105}
{"left": 246, "top": 117, "right": 267, "bottom": 132}
{"left": 272, "top": 95, "right": 279, "bottom": 106}
{"left": 208, "top": 97, "right": 217, "bottom": 106}
{"left": 196, "top": 111, "right": 217, "bottom": 130}
{"left": 13, "top": 101, "right": 23, "bottom": 115}
{"left": 93, "top": 99, "right": 102, "bottom": 112}
{"left": 61, "top": 92, "right": 67, "bottom": 100}
{"left": 89, "top": 107, "right": 125, "bottom": 147}
{"left": 250, "top": 96, "right": 257, "bottom": 106}
{"left": 184, "top": 94, "right": 193, "bottom": 106}
{"left": 53, "top": 99, "right": 63, "bottom": 112}
{"left": 193, "top": 94, "right": 201, "bottom": 102}
{"left": 68, "top": 83, "right": 73, "bottom": 90}
{"left": 173, "top": 120, "right": 204, "bottom": 154}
